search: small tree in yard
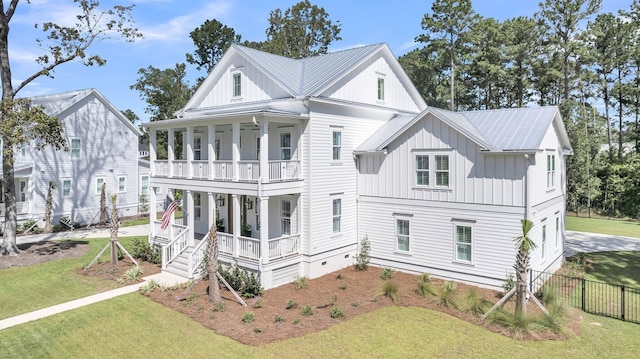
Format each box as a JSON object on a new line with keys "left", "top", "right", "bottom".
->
{"left": 44, "top": 181, "right": 55, "bottom": 232}
{"left": 355, "top": 234, "right": 371, "bottom": 271}
{"left": 513, "top": 219, "right": 536, "bottom": 316}
{"left": 206, "top": 221, "right": 221, "bottom": 303}
{"left": 110, "top": 194, "right": 120, "bottom": 264}
{"left": 99, "top": 182, "right": 107, "bottom": 225}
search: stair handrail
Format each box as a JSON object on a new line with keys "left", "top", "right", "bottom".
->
{"left": 162, "top": 226, "right": 190, "bottom": 269}
{"left": 188, "top": 231, "right": 209, "bottom": 278}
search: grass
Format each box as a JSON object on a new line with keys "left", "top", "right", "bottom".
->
{"left": 2, "top": 295, "right": 640, "bottom": 358}
{"left": 584, "top": 251, "right": 640, "bottom": 287}
{"left": 566, "top": 216, "right": 640, "bottom": 238}
{"left": 0, "top": 236, "right": 147, "bottom": 320}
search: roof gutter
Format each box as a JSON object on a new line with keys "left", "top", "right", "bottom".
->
{"left": 352, "top": 148, "right": 388, "bottom": 157}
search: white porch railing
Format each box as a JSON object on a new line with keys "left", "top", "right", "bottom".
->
{"left": 161, "top": 226, "right": 190, "bottom": 269}
{"left": 152, "top": 220, "right": 187, "bottom": 240}
{"left": 238, "top": 235, "right": 260, "bottom": 260}
{"left": 191, "top": 160, "right": 210, "bottom": 179}
{"left": 154, "top": 160, "right": 169, "bottom": 176}
{"left": 172, "top": 160, "right": 188, "bottom": 178}
{"left": 188, "top": 231, "right": 209, "bottom": 278}
{"left": 218, "top": 232, "right": 234, "bottom": 255}
{"left": 268, "top": 234, "right": 300, "bottom": 260}
{"left": 238, "top": 161, "right": 260, "bottom": 182}
{"left": 269, "top": 160, "right": 299, "bottom": 181}
{"left": 213, "top": 160, "right": 233, "bottom": 180}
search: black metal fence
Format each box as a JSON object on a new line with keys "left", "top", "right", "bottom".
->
{"left": 530, "top": 269, "right": 640, "bottom": 324}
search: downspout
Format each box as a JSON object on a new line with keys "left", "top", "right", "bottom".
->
{"left": 354, "top": 152, "right": 360, "bottom": 260}
{"left": 524, "top": 154, "right": 531, "bottom": 221}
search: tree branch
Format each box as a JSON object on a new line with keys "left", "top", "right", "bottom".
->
{"left": 5, "top": 0, "right": 19, "bottom": 23}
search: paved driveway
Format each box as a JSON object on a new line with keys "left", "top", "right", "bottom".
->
{"left": 565, "top": 230, "right": 640, "bottom": 256}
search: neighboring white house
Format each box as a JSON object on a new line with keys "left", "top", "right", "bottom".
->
{"left": 0, "top": 89, "right": 143, "bottom": 227}
{"left": 144, "top": 43, "right": 572, "bottom": 290}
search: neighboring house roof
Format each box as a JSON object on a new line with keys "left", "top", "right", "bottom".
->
{"left": 357, "top": 106, "right": 572, "bottom": 154}
{"left": 27, "top": 88, "right": 142, "bottom": 136}
{"left": 181, "top": 43, "right": 427, "bottom": 115}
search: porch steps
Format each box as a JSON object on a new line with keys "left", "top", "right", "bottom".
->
{"left": 164, "top": 246, "right": 194, "bottom": 279}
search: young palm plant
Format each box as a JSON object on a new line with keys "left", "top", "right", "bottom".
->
{"left": 514, "top": 219, "right": 536, "bottom": 316}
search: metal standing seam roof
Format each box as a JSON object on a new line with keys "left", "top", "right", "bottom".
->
{"left": 356, "top": 106, "right": 560, "bottom": 153}
{"left": 231, "top": 43, "right": 384, "bottom": 96}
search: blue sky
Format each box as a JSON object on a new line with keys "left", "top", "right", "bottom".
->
{"left": 7, "top": 0, "right": 634, "bottom": 122}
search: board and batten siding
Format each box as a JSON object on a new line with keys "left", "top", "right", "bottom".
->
{"left": 359, "top": 196, "right": 524, "bottom": 288}
{"left": 323, "top": 57, "right": 422, "bottom": 113}
{"left": 30, "top": 95, "right": 140, "bottom": 223}
{"left": 192, "top": 54, "right": 291, "bottom": 110}
{"left": 358, "top": 113, "right": 527, "bottom": 207}
{"left": 528, "top": 123, "right": 568, "bottom": 208}
{"left": 304, "top": 109, "right": 386, "bottom": 258}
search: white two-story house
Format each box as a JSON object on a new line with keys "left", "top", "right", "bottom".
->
{"left": 145, "top": 43, "right": 571, "bottom": 290}
{"left": 0, "top": 89, "right": 144, "bottom": 227}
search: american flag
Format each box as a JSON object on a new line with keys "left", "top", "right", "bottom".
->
{"left": 160, "top": 194, "right": 178, "bottom": 230}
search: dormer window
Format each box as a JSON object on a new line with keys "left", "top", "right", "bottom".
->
{"left": 232, "top": 72, "right": 242, "bottom": 97}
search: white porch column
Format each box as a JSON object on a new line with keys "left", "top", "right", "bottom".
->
{"left": 149, "top": 129, "right": 157, "bottom": 175}
{"left": 232, "top": 194, "right": 240, "bottom": 257}
{"left": 186, "top": 126, "right": 194, "bottom": 179}
{"left": 232, "top": 122, "right": 240, "bottom": 181}
{"left": 260, "top": 119, "right": 269, "bottom": 183}
{"left": 297, "top": 123, "right": 303, "bottom": 180}
{"left": 149, "top": 186, "right": 157, "bottom": 236}
{"left": 186, "top": 190, "right": 195, "bottom": 245}
{"left": 208, "top": 124, "right": 216, "bottom": 180}
{"left": 260, "top": 196, "right": 269, "bottom": 264}
{"left": 168, "top": 129, "right": 175, "bottom": 177}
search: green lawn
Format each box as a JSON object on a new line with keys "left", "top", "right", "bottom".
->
{"left": 0, "top": 236, "right": 146, "bottom": 320}
{"left": 566, "top": 216, "right": 640, "bottom": 238}
{"left": 1, "top": 293, "right": 639, "bottom": 358}
{"left": 585, "top": 251, "right": 640, "bottom": 287}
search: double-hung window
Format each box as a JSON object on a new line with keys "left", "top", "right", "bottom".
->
{"left": 547, "top": 154, "right": 555, "bottom": 188}
{"left": 280, "top": 133, "right": 291, "bottom": 160}
{"left": 435, "top": 155, "right": 449, "bottom": 187}
{"left": 416, "top": 155, "right": 429, "bottom": 186}
{"left": 194, "top": 193, "right": 201, "bottom": 221}
{"left": 62, "top": 179, "right": 72, "bottom": 197}
{"left": 71, "top": 138, "right": 81, "bottom": 159}
{"left": 455, "top": 225, "right": 473, "bottom": 263}
{"left": 141, "top": 175, "right": 149, "bottom": 195}
{"left": 415, "top": 153, "right": 450, "bottom": 188}
{"left": 281, "top": 199, "right": 291, "bottom": 235}
{"left": 232, "top": 72, "right": 242, "bottom": 97}
{"left": 377, "top": 77, "right": 385, "bottom": 101}
{"left": 193, "top": 137, "right": 201, "bottom": 160}
{"left": 118, "top": 176, "right": 126, "bottom": 192}
{"left": 332, "top": 131, "right": 341, "bottom": 161}
{"left": 332, "top": 198, "right": 341, "bottom": 233}
{"left": 96, "top": 177, "right": 105, "bottom": 195}
{"left": 542, "top": 223, "right": 547, "bottom": 260}
{"left": 396, "top": 218, "right": 410, "bottom": 252}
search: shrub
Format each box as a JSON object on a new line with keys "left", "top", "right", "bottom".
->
{"left": 380, "top": 267, "right": 395, "bottom": 280}
{"left": 242, "top": 311, "right": 255, "bottom": 323}
{"left": 274, "top": 314, "right": 285, "bottom": 323}
{"left": 212, "top": 302, "right": 225, "bottom": 312}
{"left": 293, "top": 276, "right": 308, "bottom": 289}
{"left": 355, "top": 234, "right": 371, "bottom": 271}
{"left": 218, "top": 263, "right": 244, "bottom": 291}
{"left": 130, "top": 238, "right": 161, "bottom": 264}
{"left": 336, "top": 273, "right": 344, "bottom": 280}
{"left": 330, "top": 306, "right": 344, "bottom": 318}
{"left": 438, "top": 281, "right": 457, "bottom": 308}
{"left": 285, "top": 300, "right": 298, "bottom": 310}
{"left": 536, "top": 299, "right": 569, "bottom": 334}
{"left": 539, "top": 286, "right": 560, "bottom": 307}
{"left": 502, "top": 272, "right": 515, "bottom": 293}
{"left": 418, "top": 273, "right": 432, "bottom": 283}
{"left": 488, "top": 308, "right": 534, "bottom": 339}
{"left": 293, "top": 319, "right": 301, "bottom": 325}
{"left": 19, "top": 219, "right": 41, "bottom": 234}
{"left": 253, "top": 298, "right": 263, "bottom": 309}
{"left": 416, "top": 273, "right": 435, "bottom": 297}
{"left": 253, "top": 327, "right": 261, "bottom": 333}
{"left": 300, "top": 305, "right": 313, "bottom": 316}
{"left": 338, "top": 284, "right": 347, "bottom": 290}
{"left": 462, "top": 288, "right": 489, "bottom": 316}
{"left": 379, "top": 280, "right": 399, "bottom": 302}
{"left": 139, "top": 279, "right": 159, "bottom": 295}
{"left": 217, "top": 263, "right": 263, "bottom": 298}
{"left": 123, "top": 266, "right": 143, "bottom": 281}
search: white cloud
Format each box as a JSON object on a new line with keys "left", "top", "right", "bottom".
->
{"left": 9, "top": 48, "right": 39, "bottom": 63}
{"left": 138, "top": 1, "right": 234, "bottom": 42}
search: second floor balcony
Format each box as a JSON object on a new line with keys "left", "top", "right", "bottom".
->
{"left": 152, "top": 159, "right": 300, "bottom": 182}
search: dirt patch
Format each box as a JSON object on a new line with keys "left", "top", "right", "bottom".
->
{"left": 146, "top": 267, "right": 581, "bottom": 345}
{"left": 0, "top": 240, "right": 90, "bottom": 270}
{"left": 79, "top": 257, "right": 161, "bottom": 282}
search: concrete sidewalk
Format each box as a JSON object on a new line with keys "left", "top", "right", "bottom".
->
{"left": 0, "top": 271, "right": 186, "bottom": 331}
{"left": 16, "top": 224, "right": 150, "bottom": 245}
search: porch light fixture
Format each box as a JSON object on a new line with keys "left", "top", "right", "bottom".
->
{"left": 216, "top": 195, "right": 225, "bottom": 206}
{"left": 245, "top": 198, "right": 253, "bottom": 210}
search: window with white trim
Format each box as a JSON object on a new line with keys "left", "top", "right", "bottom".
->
{"left": 232, "top": 72, "right": 242, "bottom": 97}
{"left": 214, "top": 139, "right": 221, "bottom": 159}
{"left": 256, "top": 137, "right": 260, "bottom": 160}
{"left": 141, "top": 175, "right": 149, "bottom": 195}
{"left": 19, "top": 180, "right": 27, "bottom": 202}
{"left": 71, "top": 138, "right": 81, "bottom": 159}
{"left": 62, "top": 179, "right": 72, "bottom": 197}
{"left": 454, "top": 224, "right": 473, "bottom": 263}
{"left": 416, "top": 155, "right": 429, "bottom": 186}
{"left": 118, "top": 176, "right": 126, "bottom": 192}
{"left": 193, "top": 137, "right": 201, "bottom": 160}
{"left": 281, "top": 199, "right": 291, "bottom": 235}
{"left": 332, "top": 131, "right": 341, "bottom": 161}
{"left": 280, "top": 133, "right": 291, "bottom": 160}
{"left": 377, "top": 77, "right": 385, "bottom": 101}
{"left": 20, "top": 142, "right": 27, "bottom": 158}
{"left": 547, "top": 154, "right": 556, "bottom": 188}
{"left": 542, "top": 223, "right": 547, "bottom": 260}
{"left": 332, "top": 198, "right": 341, "bottom": 233}
{"left": 96, "top": 176, "right": 105, "bottom": 195}
{"left": 415, "top": 152, "right": 451, "bottom": 188}
{"left": 194, "top": 193, "right": 201, "bottom": 221}
{"left": 396, "top": 218, "right": 410, "bottom": 252}
{"left": 255, "top": 200, "right": 260, "bottom": 231}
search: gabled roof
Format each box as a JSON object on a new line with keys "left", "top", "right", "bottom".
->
{"left": 181, "top": 43, "right": 427, "bottom": 114}
{"left": 27, "top": 88, "right": 142, "bottom": 136}
{"left": 356, "top": 106, "right": 572, "bottom": 154}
